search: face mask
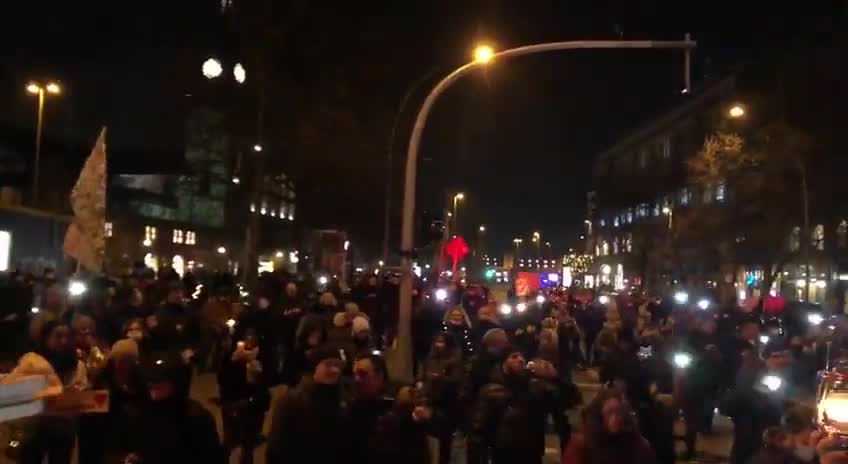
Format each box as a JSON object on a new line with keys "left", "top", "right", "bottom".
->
{"left": 794, "top": 446, "right": 816, "bottom": 462}
{"left": 258, "top": 298, "right": 270, "bottom": 310}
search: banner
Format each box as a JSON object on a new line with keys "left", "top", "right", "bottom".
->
{"left": 63, "top": 128, "right": 107, "bottom": 272}
{"left": 514, "top": 272, "right": 541, "bottom": 297}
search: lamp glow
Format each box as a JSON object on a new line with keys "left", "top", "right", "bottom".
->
{"left": 598, "top": 295, "right": 609, "bottom": 305}
{"left": 728, "top": 104, "right": 745, "bottom": 118}
{"left": 516, "top": 303, "right": 527, "bottom": 313}
{"left": 499, "top": 304, "right": 512, "bottom": 315}
{"left": 435, "top": 289, "right": 448, "bottom": 302}
{"left": 233, "top": 63, "right": 246, "bottom": 84}
{"left": 226, "top": 319, "right": 236, "bottom": 328}
{"left": 202, "top": 58, "right": 223, "bottom": 79}
{"left": 536, "top": 295, "right": 545, "bottom": 304}
{"left": 760, "top": 335, "right": 770, "bottom": 345}
{"left": 674, "top": 291, "right": 689, "bottom": 304}
{"left": 697, "top": 299, "right": 710, "bottom": 310}
{"left": 808, "top": 313, "right": 824, "bottom": 326}
{"left": 31, "top": 307, "right": 39, "bottom": 314}
{"left": 673, "top": 353, "right": 692, "bottom": 369}
{"left": 69, "top": 281, "right": 87, "bottom": 296}
{"left": 761, "top": 375, "right": 782, "bottom": 392}
{"left": 473, "top": 45, "right": 494, "bottom": 64}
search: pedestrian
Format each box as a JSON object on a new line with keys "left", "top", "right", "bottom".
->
{"left": 467, "top": 350, "right": 561, "bottom": 464}
{"left": 119, "top": 351, "right": 226, "bottom": 464}
{"left": 280, "top": 314, "right": 327, "bottom": 386}
{"left": 311, "top": 291, "right": 338, "bottom": 318}
{"left": 461, "top": 328, "right": 510, "bottom": 406}
{"left": 350, "top": 354, "right": 395, "bottom": 462}
{"left": 443, "top": 306, "right": 474, "bottom": 359}
{"left": 349, "top": 316, "right": 377, "bottom": 358}
{"left": 218, "top": 329, "right": 271, "bottom": 464}
{"left": 3, "top": 320, "right": 88, "bottom": 464}
{"left": 747, "top": 427, "right": 802, "bottom": 464}
{"left": 418, "top": 332, "right": 463, "bottom": 464}
{"left": 109, "top": 287, "right": 148, "bottom": 344}
{"left": 71, "top": 313, "right": 110, "bottom": 464}
{"left": 266, "top": 346, "right": 352, "bottom": 463}
{"left": 149, "top": 282, "right": 200, "bottom": 355}
{"left": 372, "top": 384, "right": 436, "bottom": 464}
{"left": 236, "top": 292, "right": 280, "bottom": 387}
{"left": 277, "top": 282, "right": 305, "bottom": 382}
{"left": 561, "top": 389, "right": 656, "bottom": 464}
{"left": 471, "top": 303, "right": 502, "bottom": 347}
{"left": 102, "top": 338, "right": 144, "bottom": 463}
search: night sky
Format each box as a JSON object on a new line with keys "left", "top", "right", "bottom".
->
{"left": 0, "top": 1, "right": 841, "bottom": 258}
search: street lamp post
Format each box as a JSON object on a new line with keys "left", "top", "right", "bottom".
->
{"left": 452, "top": 193, "right": 464, "bottom": 236}
{"left": 662, "top": 206, "right": 673, "bottom": 230}
{"left": 26, "top": 81, "right": 61, "bottom": 206}
{"left": 394, "top": 38, "right": 696, "bottom": 381}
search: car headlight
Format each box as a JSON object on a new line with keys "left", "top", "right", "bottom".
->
{"left": 673, "top": 352, "right": 692, "bottom": 369}
{"left": 598, "top": 295, "right": 609, "bottom": 305}
{"left": 760, "top": 335, "right": 770, "bottom": 345}
{"left": 808, "top": 313, "right": 824, "bottom": 326}
{"left": 499, "top": 304, "right": 512, "bottom": 315}
{"left": 697, "top": 299, "right": 710, "bottom": 310}
{"left": 535, "top": 295, "right": 545, "bottom": 304}
{"left": 435, "top": 289, "right": 448, "bottom": 302}
{"left": 516, "top": 303, "right": 527, "bottom": 313}
{"left": 674, "top": 291, "right": 689, "bottom": 304}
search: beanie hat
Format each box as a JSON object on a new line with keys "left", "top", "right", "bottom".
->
{"left": 352, "top": 316, "right": 370, "bottom": 335}
{"left": 110, "top": 339, "right": 139, "bottom": 362}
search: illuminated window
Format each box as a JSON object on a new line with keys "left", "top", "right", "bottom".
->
{"left": 838, "top": 221, "right": 847, "bottom": 248}
{"left": 144, "top": 253, "right": 158, "bottom": 272}
{"left": 789, "top": 227, "right": 801, "bottom": 252}
{"left": 703, "top": 186, "right": 713, "bottom": 204}
{"left": 716, "top": 180, "right": 726, "bottom": 202}
{"left": 145, "top": 225, "right": 157, "bottom": 242}
{"left": 601, "top": 240, "right": 609, "bottom": 256}
{"left": 624, "top": 233, "right": 633, "bottom": 252}
{"left": 172, "top": 229, "right": 184, "bottom": 244}
{"left": 813, "top": 224, "right": 825, "bottom": 250}
{"left": 172, "top": 255, "right": 185, "bottom": 277}
{"left": 104, "top": 222, "right": 113, "bottom": 238}
{"left": 662, "top": 137, "right": 671, "bottom": 159}
{"left": 679, "top": 188, "right": 690, "bottom": 206}
{"left": 0, "top": 231, "right": 10, "bottom": 271}
{"left": 612, "top": 238, "right": 619, "bottom": 255}
{"left": 613, "top": 216, "right": 620, "bottom": 227}
{"left": 626, "top": 209, "right": 633, "bottom": 224}
{"left": 186, "top": 231, "right": 196, "bottom": 245}
{"left": 280, "top": 204, "right": 287, "bottom": 218}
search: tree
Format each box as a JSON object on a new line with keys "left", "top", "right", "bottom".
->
{"left": 684, "top": 122, "right": 812, "bottom": 301}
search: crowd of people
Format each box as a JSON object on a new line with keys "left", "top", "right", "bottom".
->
{"left": 1, "top": 265, "right": 848, "bottom": 464}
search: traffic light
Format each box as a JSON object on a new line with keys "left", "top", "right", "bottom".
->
{"left": 484, "top": 268, "right": 496, "bottom": 280}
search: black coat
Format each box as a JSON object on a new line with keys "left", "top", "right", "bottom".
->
{"left": 266, "top": 379, "right": 353, "bottom": 463}
{"left": 149, "top": 303, "right": 200, "bottom": 352}
{"left": 372, "top": 408, "right": 434, "bottom": 464}
{"left": 122, "top": 399, "right": 226, "bottom": 464}
{"left": 468, "top": 375, "right": 561, "bottom": 464}
{"left": 350, "top": 394, "right": 395, "bottom": 462}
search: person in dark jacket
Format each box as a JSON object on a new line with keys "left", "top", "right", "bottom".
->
{"left": 350, "top": 355, "right": 395, "bottom": 462}
{"left": 471, "top": 304, "right": 502, "bottom": 347}
{"left": 467, "top": 350, "right": 561, "bottom": 464}
{"left": 218, "top": 330, "right": 271, "bottom": 464}
{"left": 443, "top": 306, "right": 474, "bottom": 360}
{"left": 119, "top": 351, "right": 226, "bottom": 464}
{"left": 280, "top": 314, "right": 328, "bottom": 386}
{"left": 149, "top": 284, "right": 200, "bottom": 354}
{"left": 235, "top": 294, "right": 279, "bottom": 386}
{"left": 277, "top": 282, "right": 305, "bottom": 381}
{"left": 461, "top": 328, "right": 510, "bottom": 407}
{"left": 562, "top": 388, "right": 656, "bottom": 464}
{"left": 418, "top": 332, "right": 463, "bottom": 464}
{"left": 372, "top": 385, "right": 436, "bottom": 464}
{"left": 110, "top": 287, "right": 149, "bottom": 344}
{"left": 266, "top": 347, "right": 351, "bottom": 463}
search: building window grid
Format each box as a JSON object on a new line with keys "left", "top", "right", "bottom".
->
{"left": 172, "top": 229, "right": 184, "bottom": 244}
{"left": 186, "top": 231, "right": 196, "bottom": 245}
{"left": 145, "top": 226, "right": 157, "bottom": 242}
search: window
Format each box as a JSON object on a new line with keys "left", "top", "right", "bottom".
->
{"left": 601, "top": 240, "right": 609, "bottom": 256}
{"left": 838, "top": 221, "right": 847, "bottom": 248}
{"left": 652, "top": 202, "right": 660, "bottom": 217}
{"left": 637, "top": 203, "right": 649, "bottom": 218}
{"left": 595, "top": 245, "right": 601, "bottom": 257}
{"left": 288, "top": 205, "right": 295, "bottom": 221}
{"left": 104, "top": 222, "right": 113, "bottom": 238}
{"left": 186, "top": 231, "right": 196, "bottom": 245}
{"left": 613, "top": 237, "right": 619, "bottom": 255}
{"left": 0, "top": 231, "right": 10, "bottom": 271}
{"left": 639, "top": 147, "right": 649, "bottom": 169}
{"left": 599, "top": 218, "right": 606, "bottom": 227}
{"left": 703, "top": 186, "right": 713, "bottom": 204}
{"left": 613, "top": 216, "right": 620, "bottom": 228}
{"left": 626, "top": 209, "right": 633, "bottom": 224}
{"left": 279, "top": 204, "right": 287, "bottom": 219}
{"left": 716, "top": 180, "right": 726, "bottom": 202}
{"left": 145, "top": 225, "right": 157, "bottom": 242}
{"left": 789, "top": 227, "right": 801, "bottom": 252}
{"left": 662, "top": 136, "right": 671, "bottom": 160}
{"left": 172, "top": 229, "right": 184, "bottom": 244}
{"left": 813, "top": 224, "right": 825, "bottom": 250}
{"left": 624, "top": 233, "right": 633, "bottom": 252}
{"left": 679, "top": 188, "right": 690, "bottom": 206}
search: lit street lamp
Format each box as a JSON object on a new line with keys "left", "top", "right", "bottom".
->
{"left": 26, "top": 81, "right": 61, "bottom": 206}
{"left": 662, "top": 206, "right": 673, "bottom": 230}
{"left": 396, "top": 37, "right": 697, "bottom": 381}
{"left": 728, "top": 104, "right": 745, "bottom": 118}
{"left": 479, "top": 225, "right": 486, "bottom": 232}
{"left": 451, "top": 192, "right": 464, "bottom": 236}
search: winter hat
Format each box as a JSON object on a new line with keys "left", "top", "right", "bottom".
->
{"left": 482, "top": 328, "right": 507, "bottom": 346}
{"left": 352, "top": 316, "right": 370, "bottom": 335}
{"left": 110, "top": 339, "right": 139, "bottom": 362}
